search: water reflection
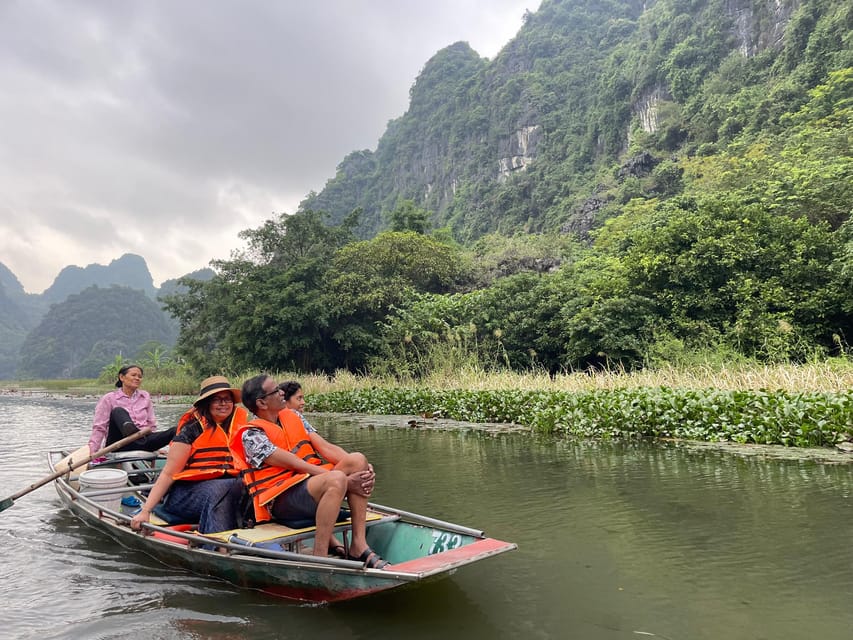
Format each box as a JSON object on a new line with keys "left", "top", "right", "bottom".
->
{"left": 1, "top": 395, "right": 852, "bottom": 639}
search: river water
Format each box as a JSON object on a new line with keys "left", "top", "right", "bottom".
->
{"left": 1, "top": 393, "right": 851, "bottom": 640}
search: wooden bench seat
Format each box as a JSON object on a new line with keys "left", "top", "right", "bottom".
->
{"left": 202, "top": 509, "right": 399, "bottom": 553}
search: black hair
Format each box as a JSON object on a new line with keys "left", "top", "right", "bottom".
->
{"left": 115, "top": 364, "right": 144, "bottom": 388}
{"left": 241, "top": 374, "right": 270, "bottom": 414}
{"left": 279, "top": 381, "right": 302, "bottom": 402}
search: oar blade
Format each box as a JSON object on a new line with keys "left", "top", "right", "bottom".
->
{"left": 0, "top": 497, "right": 15, "bottom": 512}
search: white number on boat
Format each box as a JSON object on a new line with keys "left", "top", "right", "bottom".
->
{"left": 429, "top": 530, "right": 463, "bottom": 554}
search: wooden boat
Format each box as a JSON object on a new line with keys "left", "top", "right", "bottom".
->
{"left": 47, "top": 446, "right": 517, "bottom": 603}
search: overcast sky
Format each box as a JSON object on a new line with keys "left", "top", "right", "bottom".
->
{"left": 0, "top": 1, "right": 540, "bottom": 294}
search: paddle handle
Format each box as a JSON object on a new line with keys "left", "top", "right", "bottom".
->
{"left": 9, "top": 427, "right": 154, "bottom": 502}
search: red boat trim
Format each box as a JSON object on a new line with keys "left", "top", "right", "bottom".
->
{"left": 391, "top": 537, "right": 515, "bottom": 575}
{"left": 151, "top": 524, "right": 195, "bottom": 544}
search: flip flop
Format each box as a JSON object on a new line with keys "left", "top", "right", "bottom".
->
{"left": 347, "top": 547, "right": 388, "bottom": 569}
{"left": 328, "top": 543, "right": 347, "bottom": 559}
{"left": 121, "top": 495, "right": 142, "bottom": 507}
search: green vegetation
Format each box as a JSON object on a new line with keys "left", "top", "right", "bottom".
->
{"left": 157, "top": 0, "right": 851, "bottom": 381}
{"left": 308, "top": 386, "right": 853, "bottom": 448}
{"left": 299, "top": 0, "right": 852, "bottom": 240}
{"left": 5, "top": 361, "right": 852, "bottom": 448}
{"left": 9, "top": 1, "right": 853, "bottom": 451}
{"left": 0, "top": 258, "right": 210, "bottom": 380}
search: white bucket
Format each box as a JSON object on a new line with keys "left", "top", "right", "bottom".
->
{"left": 79, "top": 468, "right": 128, "bottom": 512}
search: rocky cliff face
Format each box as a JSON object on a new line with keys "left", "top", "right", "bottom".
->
{"left": 726, "top": 0, "right": 799, "bottom": 57}
{"left": 632, "top": 85, "right": 671, "bottom": 134}
{"left": 300, "top": 0, "right": 830, "bottom": 243}
{"left": 498, "top": 125, "right": 542, "bottom": 181}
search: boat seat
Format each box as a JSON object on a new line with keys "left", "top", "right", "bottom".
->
{"left": 206, "top": 509, "right": 399, "bottom": 547}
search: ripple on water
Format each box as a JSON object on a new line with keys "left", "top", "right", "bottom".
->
{"left": 2, "top": 396, "right": 853, "bottom": 640}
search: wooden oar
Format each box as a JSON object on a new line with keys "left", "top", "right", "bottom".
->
{"left": 0, "top": 427, "right": 153, "bottom": 512}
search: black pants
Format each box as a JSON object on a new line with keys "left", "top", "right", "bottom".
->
{"left": 106, "top": 407, "right": 176, "bottom": 452}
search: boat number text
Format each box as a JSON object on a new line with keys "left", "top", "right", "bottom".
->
{"left": 429, "top": 530, "right": 463, "bottom": 555}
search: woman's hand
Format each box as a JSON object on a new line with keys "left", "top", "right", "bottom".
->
{"left": 130, "top": 508, "right": 151, "bottom": 530}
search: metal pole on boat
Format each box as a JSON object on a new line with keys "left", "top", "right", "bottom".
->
{"left": 75, "top": 483, "right": 156, "bottom": 498}
{"left": 367, "top": 501, "right": 485, "bottom": 538}
{"left": 0, "top": 428, "right": 153, "bottom": 512}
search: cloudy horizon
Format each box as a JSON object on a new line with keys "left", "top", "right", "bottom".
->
{"left": 0, "top": 1, "right": 540, "bottom": 295}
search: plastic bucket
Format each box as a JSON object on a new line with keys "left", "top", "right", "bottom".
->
{"left": 79, "top": 468, "right": 128, "bottom": 512}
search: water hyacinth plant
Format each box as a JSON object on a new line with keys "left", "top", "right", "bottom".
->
{"left": 308, "top": 387, "right": 853, "bottom": 448}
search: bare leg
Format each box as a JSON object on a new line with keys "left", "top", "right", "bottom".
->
{"left": 334, "top": 452, "right": 368, "bottom": 475}
{"left": 332, "top": 453, "right": 371, "bottom": 552}
{"left": 346, "top": 489, "right": 370, "bottom": 556}
{"left": 331, "top": 452, "right": 378, "bottom": 558}
{"left": 305, "top": 471, "right": 346, "bottom": 557}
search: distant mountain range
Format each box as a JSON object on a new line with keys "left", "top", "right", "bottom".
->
{"left": 0, "top": 254, "right": 213, "bottom": 379}
{"left": 42, "top": 253, "right": 157, "bottom": 303}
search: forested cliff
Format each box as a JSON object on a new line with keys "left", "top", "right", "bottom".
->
{"left": 301, "top": 0, "right": 849, "bottom": 241}
{"left": 163, "top": 0, "right": 853, "bottom": 375}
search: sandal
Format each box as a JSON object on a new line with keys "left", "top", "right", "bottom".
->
{"left": 347, "top": 547, "right": 389, "bottom": 569}
{"left": 328, "top": 543, "right": 347, "bottom": 559}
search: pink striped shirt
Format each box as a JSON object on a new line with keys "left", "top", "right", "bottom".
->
{"left": 88, "top": 388, "right": 158, "bottom": 453}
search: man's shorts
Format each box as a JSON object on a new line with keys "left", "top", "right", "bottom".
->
{"left": 271, "top": 479, "right": 317, "bottom": 522}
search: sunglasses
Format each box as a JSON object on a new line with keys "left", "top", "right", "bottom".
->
{"left": 258, "top": 383, "right": 283, "bottom": 400}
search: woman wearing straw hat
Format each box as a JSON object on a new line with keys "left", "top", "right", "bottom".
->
{"left": 131, "top": 376, "right": 249, "bottom": 534}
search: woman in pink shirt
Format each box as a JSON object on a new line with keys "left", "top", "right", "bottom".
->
{"left": 88, "top": 364, "right": 176, "bottom": 454}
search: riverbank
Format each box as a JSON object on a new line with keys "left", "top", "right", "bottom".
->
{"left": 309, "top": 385, "right": 853, "bottom": 449}
{"left": 322, "top": 411, "right": 853, "bottom": 464}
{"left": 3, "top": 384, "right": 852, "bottom": 462}
{"left": 4, "top": 360, "right": 852, "bottom": 451}
{"left": 4, "top": 359, "right": 853, "bottom": 396}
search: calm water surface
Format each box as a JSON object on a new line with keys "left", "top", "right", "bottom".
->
{"left": 1, "top": 393, "right": 851, "bottom": 640}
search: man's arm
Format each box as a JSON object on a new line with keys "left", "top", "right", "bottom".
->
{"left": 264, "top": 447, "right": 330, "bottom": 476}
{"left": 243, "top": 427, "right": 329, "bottom": 476}
{"left": 308, "top": 432, "right": 349, "bottom": 465}
{"left": 309, "top": 432, "right": 374, "bottom": 496}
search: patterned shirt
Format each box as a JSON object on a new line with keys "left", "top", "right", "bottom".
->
{"left": 242, "top": 413, "right": 317, "bottom": 468}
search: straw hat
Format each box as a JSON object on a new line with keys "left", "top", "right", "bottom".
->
{"left": 194, "top": 375, "right": 241, "bottom": 406}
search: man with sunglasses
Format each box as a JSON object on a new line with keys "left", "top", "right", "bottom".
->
{"left": 230, "top": 374, "right": 388, "bottom": 569}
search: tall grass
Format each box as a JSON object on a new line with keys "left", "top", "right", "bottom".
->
{"left": 4, "top": 359, "right": 853, "bottom": 396}
{"left": 6, "top": 360, "right": 852, "bottom": 447}
{"left": 299, "top": 360, "right": 853, "bottom": 394}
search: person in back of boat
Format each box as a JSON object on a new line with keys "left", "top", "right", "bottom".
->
{"left": 281, "top": 379, "right": 375, "bottom": 514}
{"left": 88, "top": 364, "right": 176, "bottom": 456}
{"left": 130, "top": 376, "right": 249, "bottom": 534}
{"left": 230, "top": 374, "right": 388, "bottom": 568}
{"left": 280, "top": 380, "right": 340, "bottom": 439}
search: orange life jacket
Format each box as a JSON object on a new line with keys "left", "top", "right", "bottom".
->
{"left": 230, "top": 408, "right": 333, "bottom": 522}
{"left": 171, "top": 406, "right": 249, "bottom": 481}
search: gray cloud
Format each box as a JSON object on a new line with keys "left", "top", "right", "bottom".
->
{"left": 0, "top": 0, "right": 538, "bottom": 293}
